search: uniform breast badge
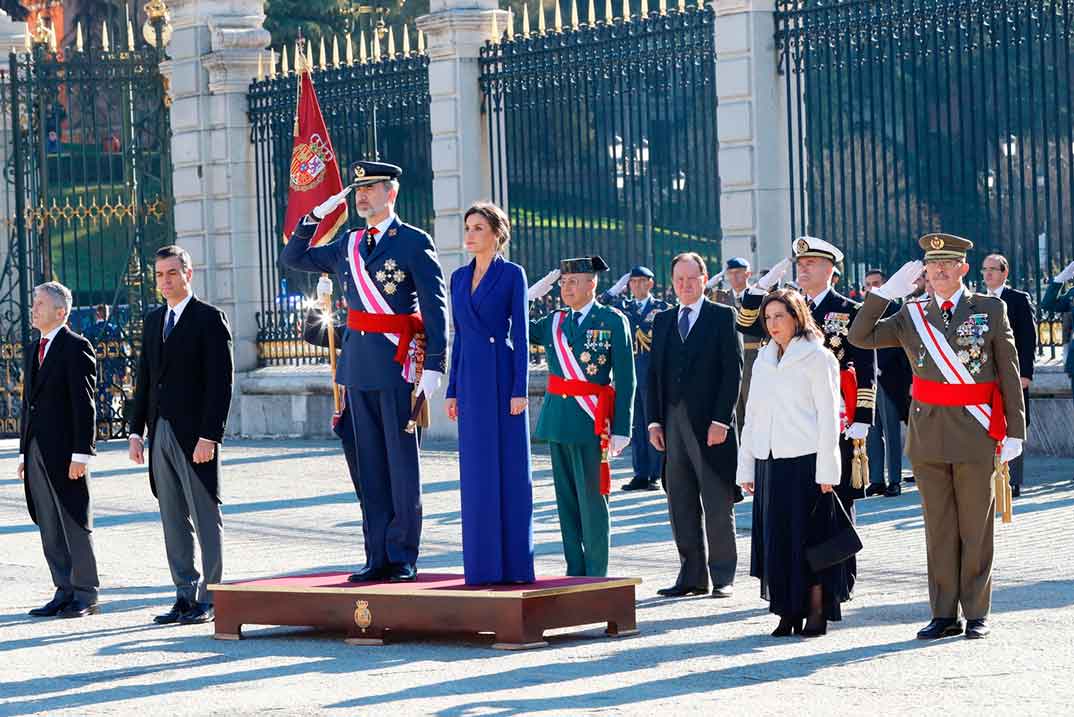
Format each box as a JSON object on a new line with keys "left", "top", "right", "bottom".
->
{"left": 586, "top": 364, "right": 599, "bottom": 376}
{"left": 580, "top": 350, "right": 592, "bottom": 363}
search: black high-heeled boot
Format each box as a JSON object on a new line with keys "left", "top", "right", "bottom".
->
{"left": 771, "top": 616, "right": 804, "bottom": 637}
{"left": 801, "top": 616, "right": 828, "bottom": 637}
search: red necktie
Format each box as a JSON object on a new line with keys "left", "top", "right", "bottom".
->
{"left": 38, "top": 338, "right": 48, "bottom": 366}
{"left": 941, "top": 300, "right": 954, "bottom": 327}
{"left": 366, "top": 227, "right": 379, "bottom": 250}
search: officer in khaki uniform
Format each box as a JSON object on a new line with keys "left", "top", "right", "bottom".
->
{"left": 709, "top": 257, "right": 758, "bottom": 429}
{"left": 849, "top": 233, "right": 1026, "bottom": 641}
{"left": 527, "top": 256, "right": 636, "bottom": 576}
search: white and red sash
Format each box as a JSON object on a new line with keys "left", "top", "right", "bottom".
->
{"left": 550, "top": 311, "right": 599, "bottom": 422}
{"left": 347, "top": 230, "right": 418, "bottom": 382}
{"left": 908, "top": 300, "right": 991, "bottom": 432}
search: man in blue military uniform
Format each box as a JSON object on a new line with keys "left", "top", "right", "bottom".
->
{"left": 280, "top": 160, "right": 448, "bottom": 583}
{"left": 601, "top": 266, "right": 670, "bottom": 491}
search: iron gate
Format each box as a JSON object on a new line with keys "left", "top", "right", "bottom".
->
{"left": 1, "top": 15, "right": 174, "bottom": 439}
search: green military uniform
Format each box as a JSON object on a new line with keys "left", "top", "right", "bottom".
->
{"left": 531, "top": 278, "right": 635, "bottom": 577}
{"left": 848, "top": 233, "right": 1026, "bottom": 631}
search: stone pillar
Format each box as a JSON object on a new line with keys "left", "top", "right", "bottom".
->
{"left": 0, "top": 12, "right": 27, "bottom": 277}
{"left": 714, "top": 0, "right": 793, "bottom": 271}
{"left": 417, "top": 0, "right": 507, "bottom": 439}
{"left": 161, "top": 0, "right": 269, "bottom": 386}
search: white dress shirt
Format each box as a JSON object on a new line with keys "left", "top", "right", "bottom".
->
{"left": 677, "top": 295, "right": 705, "bottom": 337}
{"left": 987, "top": 285, "right": 1006, "bottom": 299}
{"left": 569, "top": 298, "right": 596, "bottom": 325}
{"left": 163, "top": 292, "right": 194, "bottom": 340}
{"left": 934, "top": 285, "right": 965, "bottom": 311}
{"left": 20, "top": 324, "right": 93, "bottom": 467}
{"left": 804, "top": 287, "right": 830, "bottom": 308}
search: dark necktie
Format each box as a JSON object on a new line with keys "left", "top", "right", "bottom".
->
{"left": 808, "top": 299, "right": 817, "bottom": 312}
{"left": 366, "top": 226, "right": 380, "bottom": 251}
{"left": 941, "top": 300, "right": 954, "bottom": 328}
{"left": 37, "top": 338, "right": 48, "bottom": 367}
{"left": 164, "top": 309, "right": 175, "bottom": 340}
{"left": 678, "top": 306, "right": 691, "bottom": 341}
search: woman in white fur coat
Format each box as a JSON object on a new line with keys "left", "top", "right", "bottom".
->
{"left": 738, "top": 288, "right": 850, "bottom": 638}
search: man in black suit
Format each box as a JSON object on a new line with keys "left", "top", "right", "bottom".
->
{"left": 19, "top": 282, "right": 99, "bottom": 619}
{"left": 647, "top": 252, "right": 743, "bottom": 598}
{"left": 981, "top": 254, "right": 1036, "bottom": 496}
{"left": 129, "top": 245, "right": 234, "bottom": 625}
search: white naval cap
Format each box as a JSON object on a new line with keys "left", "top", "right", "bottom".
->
{"left": 792, "top": 236, "right": 844, "bottom": 265}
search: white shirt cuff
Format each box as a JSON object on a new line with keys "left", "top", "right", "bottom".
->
{"left": 198, "top": 437, "right": 218, "bottom": 444}
{"left": 302, "top": 213, "right": 320, "bottom": 226}
{"left": 647, "top": 422, "right": 662, "bottom": 430}
{"left": 71, "top": 453, "right": 93, "bottom": 465}
{"left": 710, "top": 421, "right": 729, "bottom": 429}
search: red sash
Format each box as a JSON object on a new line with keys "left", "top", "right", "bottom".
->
{"left": 839, "top": 367, "right": 857, "bottom": 431}
{"left": 911, "top": 375, "right": 1007, "bottom": 442}
{"left": 347, "top": 310, "right": 424, "bottom": 366}
{"left": 547, "top": 374, "right": 616, "bottom": 495}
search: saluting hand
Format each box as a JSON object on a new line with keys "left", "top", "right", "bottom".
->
{"left": 193, "top": 438, "right": 216, "bottom": 464}
{"left": 526, "top": 269, "right": 561, "bottom": 301}
{"left": 311, "top": 185, "right": 353, "bottom": 220}
{"left": 1056, "top": 260, "right": 1074, "bottom": 284}
{"left": 756, "top": 258, "right": 791, "bottom": 292}
{"left": 68, "top": 461, "right": 87, "bottom": 481}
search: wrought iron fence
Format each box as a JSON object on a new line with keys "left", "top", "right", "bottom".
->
{"left": 2, "top": 17, "right": 173, "bottom": 439}
{"left": 776, "top": 0, "right": 1074, "bottom": 357}
{"left": 248, "top": 41, "right": 433, "bottom": 367}
{"left": 480, "top": 2, "right": 721, "bottom": 289}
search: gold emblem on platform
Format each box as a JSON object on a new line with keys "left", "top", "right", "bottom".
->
{"left": 354, "top": 600, "right": 372, "bottom": 630}
{"left": 929, "top": 236, "right": 944, "bottom": 250}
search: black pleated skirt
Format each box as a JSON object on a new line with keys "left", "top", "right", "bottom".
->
{"left": 749, "top": 453, "right": 852, "bottom": 621}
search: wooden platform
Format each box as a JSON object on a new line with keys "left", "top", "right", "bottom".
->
{"left": 208, "top": 572, "right": 641, "bottom": 649}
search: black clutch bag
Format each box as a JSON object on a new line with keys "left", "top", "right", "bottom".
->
{"left": 806, "top": 492, "right": 863, "bottom": 572}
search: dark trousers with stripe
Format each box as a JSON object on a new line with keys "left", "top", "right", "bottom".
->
{"left": 349, "top": 385, "right": 422, "bottom": 569}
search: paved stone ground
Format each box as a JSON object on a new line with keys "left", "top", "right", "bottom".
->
{"left": 1, "top": 436, "right": 1072, "bottom": 716}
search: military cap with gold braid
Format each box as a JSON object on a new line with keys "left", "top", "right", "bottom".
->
{"left": 793, "top": 235, "right": 845, "bottom": 264}
{"left": 919, "top": 232, "right": 973, "bottom": 261}
{"left": 560, "top": 256, "right": 610, "bottom": 274}
{"left": 349, "top": 160, "right": 402, "bottom": 187}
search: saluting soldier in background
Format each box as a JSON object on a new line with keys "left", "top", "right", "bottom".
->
{"left": 601, "top": 266, "right": 670, "bottom": 491}
{"left": 528, "top": 257, "right": 635, "bottom": 576}
{"left": 738, "top": 238, "right": 876, "bottom": 595}
{"left": 709, "top": 257, "right": 758, "bottom": 429}
{"left": 849, "top": 233, "right": 1025, "bottom": 641}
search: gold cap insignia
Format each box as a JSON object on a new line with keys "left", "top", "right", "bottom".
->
{"left": 354, "top": 165, "right": 366, "bottom": 179}
{"left": 929, "top": 236, "right": 944, "bottom": 250}
{"left": 795, "top": 238, "right": 810, "bottom": 254}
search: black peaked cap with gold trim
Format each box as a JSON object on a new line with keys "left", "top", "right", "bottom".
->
{"left": 350, "top": 160, "right": 402, "bottom": 187}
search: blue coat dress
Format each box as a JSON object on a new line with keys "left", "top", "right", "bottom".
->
{"left": 447, "top": 256, "right": 535, "bottom": 585}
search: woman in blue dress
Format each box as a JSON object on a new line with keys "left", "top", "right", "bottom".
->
{"left": 444, "top": 202, "right": 535, "bottom": 585}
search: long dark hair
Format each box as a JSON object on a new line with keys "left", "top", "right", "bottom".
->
{"left": 464, "top": 201, "right": 511, "bottom": 250}
{"left": 759, "top": 288, "right": 823, "bottom": 341}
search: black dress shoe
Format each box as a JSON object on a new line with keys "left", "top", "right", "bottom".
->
{"left": 904, "top": 475, "right": 916, "bottom": 484}
{"left": 884, "top": 483, "right": 902, "bottom": 497}
{"left": 965, "top": 618, "right": 991, "bottom": 639}
{"left": 179, "top": 603, "right": 215, "bottom": 625}
{"left": 386, "top": 563, "right": 418, "bottom": 582}
{"left": 656, "top": 584, "right": 707, "bottom": 597}
{"left": 644, "top": 478, "right": 661, "bottom": 491}
{"left": 29, "top": 595, "right": 71, "bottom": 617}
{"left": 154, "top": 598, "right": 192, "bottom": 625}
{"left": 865, "top": 484, "right": 886, "bottom": 497}
{"left": 711, "top": 584, "right": 734, "bottom": 598}
{"left": 1011, "top": 485, "right": 1021, "bottom": 498}
{"left": 348, "top": 566, "right": 385, "bottom": 583}
{"left": 58, "top": 599, "right": 100, "bottom": 619}
{"left": 916, "top": 617, "right": 963, "bottom": 640}
{"left": 801, "top": 619, "right": 827, "bottom": 637}
{"left": 621, "top": 476, "right": 651, "bottom": 492}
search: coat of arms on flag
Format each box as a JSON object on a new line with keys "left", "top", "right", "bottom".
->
{"left": 282, "top": 68, "right": 347, "bottom": 247}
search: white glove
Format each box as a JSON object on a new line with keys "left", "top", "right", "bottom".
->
{"left": 1000, "top": 436, "right": 1023, "bottom": 463}
{"left": 527, "top": 269, "right": 561, "bottom": 301}
{"left": 755, "top": 257, "right": 791, "bottom": 292}
{"left": 610, "top": 435, "right": 630, "bottom": 457}
{"left": 873, "top": 260, "right": 924, "bottom": 301}
{"left": 705, "top": 271, "right": 724, "bottom": 290}
{"left": 1055, "top": 260, "right": 1074, "bottom": 284}
{"left": 312, "top": 185, "right": 353, "bottom": 220}
{"left": 416, "top": 369, "right": 443, "bottom": 400}
{"left": 316, "top": 275, "right": 333, "bottom": 300}
{"left": 844, "top": 422, "right": 870, "bottom": 440}
{"left": 608, "top": 272, "right": 631, "bottom": 296}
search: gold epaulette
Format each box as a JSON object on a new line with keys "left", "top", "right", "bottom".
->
{"left": 856, "top": 387, "right": 876, "bottom": 408}
{"left": 736, "top": 306, "right": 760, "bottom": 327}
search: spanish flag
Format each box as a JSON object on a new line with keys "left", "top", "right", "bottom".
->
{"left": 282, "top": 63, "right": 347, "bottom": 247}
